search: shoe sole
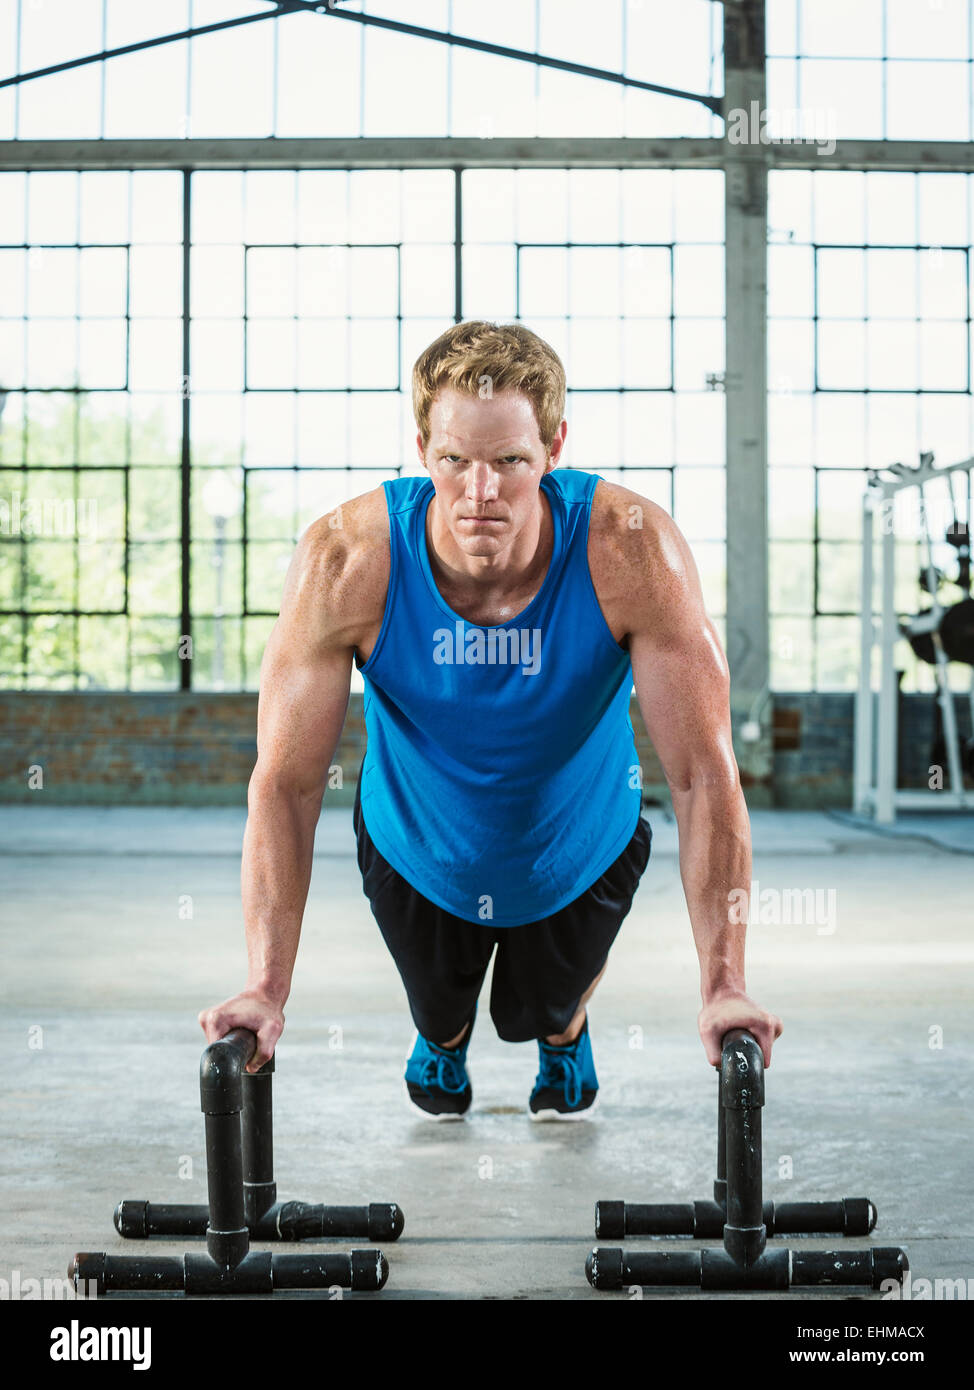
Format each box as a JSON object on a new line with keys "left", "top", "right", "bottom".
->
{"left": 404, "top": 1087, "right": 470, "bottom": 1121}
{"left": 403, "top": 1031, "right": 472, "bottom": 1121}
{"left": 527, "top": 1092, "right": 600, "bottom": 1123}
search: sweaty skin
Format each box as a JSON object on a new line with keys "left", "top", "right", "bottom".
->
{"left": 199, "top": 387, "right": 783, "bottom": 1074}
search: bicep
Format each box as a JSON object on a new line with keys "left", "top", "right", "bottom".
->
{"left": 628, "top": 527, "right": 737, "bottom": 796}
{"left": 252, "top": 542, "right": 355, "bottom": 800}
{"left": 254, "top": 626, "right": 352, "bottom": 800}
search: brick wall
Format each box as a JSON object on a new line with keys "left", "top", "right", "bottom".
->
{"left": 0, "top": 690, "right": 970, "bottom": 808}
{"left": 772, "top": 690, "right": 973, "bottom": 807}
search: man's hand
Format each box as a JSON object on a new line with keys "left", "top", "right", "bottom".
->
{"left": 198, "top": 988, "right": 285, "bottom": 1074}
{"left": 698, "top": 990, "right": 783, "bottom": 1069}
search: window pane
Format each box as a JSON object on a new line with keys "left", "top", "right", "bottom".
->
{"left": 348, "top": 248, "right": 399, "bottom": 317}
{"left": 79, "top": 615, "right": 128, "bottom": 688}
{"left": 0, "top": 540, "right": 23, "bottom": 607}
{"left": 78, "top": 540, "right": 125, "bottom": 611}
{"left": 570, "top": 247, "right": 622, "bottom": 317}
{"left": 520, "top": 249, "right": 568, "bottom": 317}
{"left": 129, "top": 543, "right": 181, "bottom": 616}
{"left": 818, "top": 472, "right": 867, "bottom": 540}
{"left": 0, "top": 615, "right": 26, "bottom": 687}
{"left": 818, "top": 541, "right": 861, "bottom": 613}
{"left": 297, "top": 471, "right": 356, "bottom": 531}
{"left": 298, "top": 247, "right": 347, "bottom": 317}
{"left": 865, "top": 249, "right": 916, "bottom": 319}
{"left": 77, "top": 470, "right": 125, "bottom": 540}
{"left": 619, "top": 321, "right": 672, "bottom": 391}
{"left": 771, "top": 617, "right": 814, "bottom": 690}
{"left": 193, "top": 322, "right": 245, "bottom": 392}
{"left": 190, "top": 541, "right": 243, "bottom": 615}
{"left": 130, "top": 616, "right": 181, "bottom": 690}
{"left": 674, "top": 468, "right": 725, "bottom": 540}
{"left": 245, "top": 540, "right": 293, "bottom": 614}
{"left": 79, "top": 247, "right": 128, "bottom": 319}
{"left": 673, "top": 319, "right": 723, "bottom": 392}
{"left": 129, "top": 320, "right": 181, "bottom": 392}
{"left": 816, "top": 617, "right": 861, "bottom": 691}
{"left": 26, "top": 541, "right": 75, "bottom": 610}
{"left": 818, "top": 248, "right": 866, "bottom": 318}
{"left": 27, "top": 321, "right": 77, "bottom": 389}
{"left": 26, "top": 613, "right": 75, "bottom": 685}
{"left": 129, "top": 247, "right": 182, "bottom": 317}
{"left": 247, "top": 321, "right": 297, "bottom": 389}
{"left": 248, "top": 247, "right": 297, "bottom": 318}
{"left": 463, "top": 245, "right": 517, "bottom": 320}
{"left": 80, "top": 172, "right": 131, "bottom": 243}
{"left": 770, "top": 541, "right": 813, "bottom": 615}
{"left": 817, "top": 321, "right": 866, "bottom": 390}
{"left": 78, "top": 321, "right": 129, "bottom": 390}
{"left": 27, "top": 248, "right": 77, "bottom": 317}
{"left": 192, "top": 246, "right": 245, "bottom": 317}
{"left": 770, "top": 467, "right": 814, "bottom": 540}
{"left": 244, "top": 615, "right": 276, "bottom": 688}
{"left": 247, "top": 472, "right": 297, "bottom": 541}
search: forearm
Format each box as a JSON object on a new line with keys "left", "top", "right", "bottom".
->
{"left": 670, "top": 776, "right": 752, "bottom": 1004}
{"left": 241, "top": 773, "right": 322, "bottom": 1005}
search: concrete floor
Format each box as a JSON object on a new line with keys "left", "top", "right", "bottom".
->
{"left": 1, "top": 804, "right": 972, "bottom": 1301}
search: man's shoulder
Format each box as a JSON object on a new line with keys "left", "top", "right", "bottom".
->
{"left": 293, "top": 485, "right": 391, "bottom": 622}
{"left": 588, "top": 476, "right": 680, "bottom": 571}
{"left": 587, "top": 477, "right": 705, "bottom": 642}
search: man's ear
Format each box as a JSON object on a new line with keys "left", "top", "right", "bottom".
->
{"left": 547, "top": 419, "right": 567, "bottom": 469}
{"left": 416, "top": 431, "right": 427, "bottom": 468}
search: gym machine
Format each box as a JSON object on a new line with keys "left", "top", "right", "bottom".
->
{"left": 586, "top": 1030, "right": 908, "bottom": 1292}
{"left": 69, "top": 1027, "right": 403, "bottom": 1294}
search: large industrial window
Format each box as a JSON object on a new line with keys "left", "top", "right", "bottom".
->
{"left": 767, "top": 169, "right": 974, "bottom": 694}
{"left": 0, "top": 165, "right": 727, "bottom": 692}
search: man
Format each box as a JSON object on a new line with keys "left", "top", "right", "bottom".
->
{"left": 200, "top": 320, "right": 782, "bottom": 1121}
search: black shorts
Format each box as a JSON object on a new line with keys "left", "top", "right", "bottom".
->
{"left": 353, "top": 777, "right": 653, "bottom": 1044}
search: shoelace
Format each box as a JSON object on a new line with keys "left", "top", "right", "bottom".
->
{"left": 536, "top": 1048, "right": 583, "bottom": 1107}
{"left": 419, "top": 1050, "right": 468, "bottom": 1094}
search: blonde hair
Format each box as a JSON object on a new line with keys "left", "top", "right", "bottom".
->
{"left": 412, "top": 320, "right": 566, "bottom": 453}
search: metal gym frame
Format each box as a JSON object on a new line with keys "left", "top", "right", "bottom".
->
{"left": 3, "top": 0, "right": 974, "bottom": 786}
{"left": 586, "top": 1029, "right": 908, "bottom": 1293}
{"left": 855, "top": 452, "right": 974, "bottom": 821}
{"left": 71, "top": 1027, "right": 403, "bottom": 1295}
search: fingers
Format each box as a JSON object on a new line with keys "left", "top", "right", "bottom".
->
{"left": 699, "top": 1007, "right": 783, "bottom": 1069}
{"left": 197, "top": 998, "right": 284, "bottom": 1073}
{"left": 247, "top": 1019, "right": 283, "bottom": 1074}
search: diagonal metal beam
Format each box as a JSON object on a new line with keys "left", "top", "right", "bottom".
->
{"left": 0, "top": 0, "right": 722, "bottom": 115}
{"left": 0, "top": 6, "right": 289, "bottom": 90}
{"left": 274, "top": 0, "right": 723, "bottom": 113}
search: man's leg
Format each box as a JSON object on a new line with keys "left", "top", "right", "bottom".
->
{"left": 543, "top": 962, "right": 608, "bottom": 1046}
{"left": 490, "top": 814, "right": 652, "bottom": 1046}
{"left": 439, "top": 1019, "right": 473, "bottom": 1049}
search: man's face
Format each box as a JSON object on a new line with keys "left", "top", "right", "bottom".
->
{"left": 418, "top": 386, "right": 566, "bottom": 558}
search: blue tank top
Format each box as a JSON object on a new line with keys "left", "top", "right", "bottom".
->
{"left": 355, "top": 467, "right": 641, "bottom": 926}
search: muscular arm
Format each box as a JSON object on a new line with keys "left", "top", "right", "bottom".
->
{"left": 601, "top": 487, "right": 782, "bottom": 1067}
{"left": 199, "top": 493, "right": 387, "bottom": 1070}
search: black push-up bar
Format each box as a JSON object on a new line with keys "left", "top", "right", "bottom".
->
{"left": 70, "top": 1028, "right": 402, "bottom": 1294}
{"left": 586, "top": 1029, "right": 908, "bottom": 1292}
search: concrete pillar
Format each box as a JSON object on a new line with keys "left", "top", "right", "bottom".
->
{"left": 722, "top": 0, "right": 772, "bottom": 800}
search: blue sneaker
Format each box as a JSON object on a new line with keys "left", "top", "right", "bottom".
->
{"left": 529, "top": 1013, "right": 599, "bottom": 1121}
{"left": 404, "top": 1006, "right": 475, "bottom": 1120}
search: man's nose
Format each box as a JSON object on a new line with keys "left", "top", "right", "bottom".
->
{"left": 465, "top": 461, "right": 500, "bottom": 501}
